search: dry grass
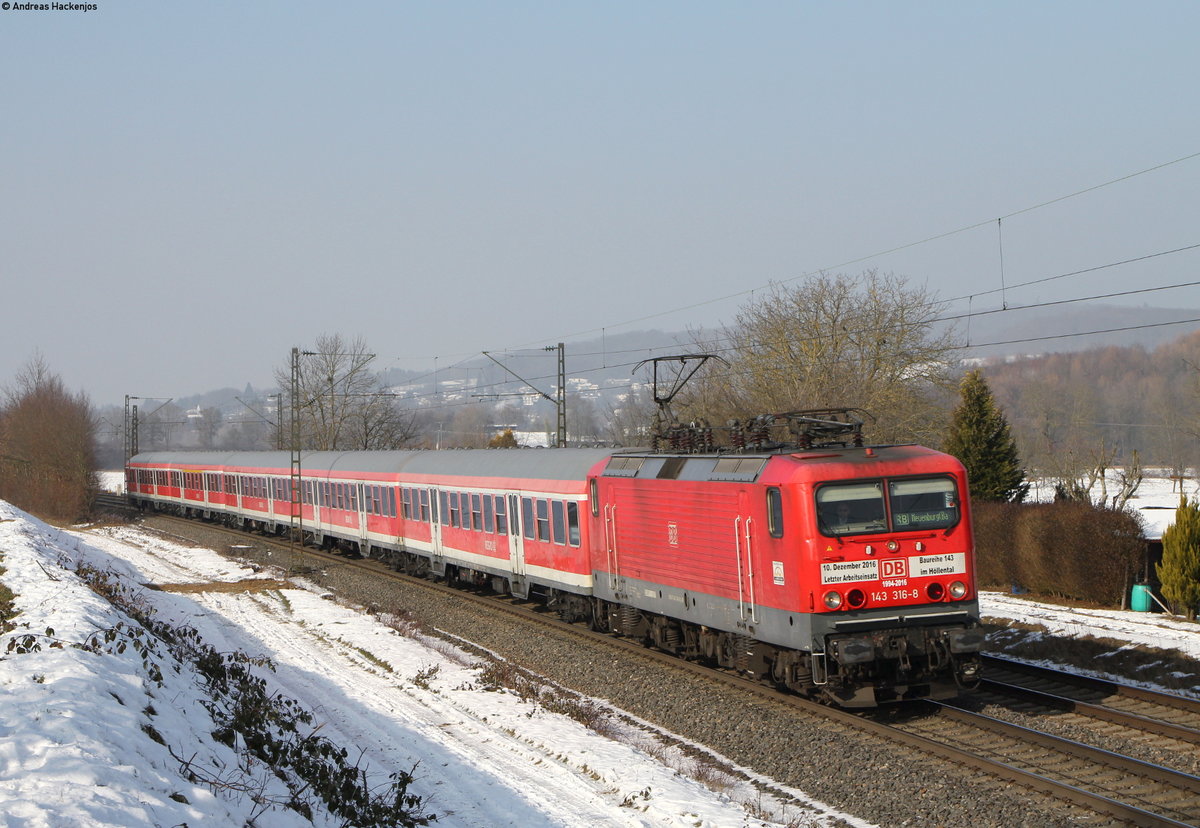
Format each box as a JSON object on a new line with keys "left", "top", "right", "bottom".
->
{"left": 148, "top": 579, "right": 295, "bottom": 594}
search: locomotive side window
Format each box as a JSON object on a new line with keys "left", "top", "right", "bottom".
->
{"left": 766, "top": 487, "right": 784, "bottom": 538}
{"left": 817, "top": 482, "right": 886, "bottom": 536}
{"left": 889, "top": 477, "right": 959, "bottom": 530}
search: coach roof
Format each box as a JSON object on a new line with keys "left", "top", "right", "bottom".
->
{"left": 129, "top": 448, "right": 618, "bottom": 482}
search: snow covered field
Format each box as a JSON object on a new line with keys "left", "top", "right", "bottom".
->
{"left": 0, "top": 502, "right": 867, "bottom": 828}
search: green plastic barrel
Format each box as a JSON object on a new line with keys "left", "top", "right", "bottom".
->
{"left": 1130, "top": 583, "right": 1152, "bottom": 612}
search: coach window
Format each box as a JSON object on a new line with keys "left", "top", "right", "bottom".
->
{"left": 536, "top": 499, "right": 551, "bottom": 542}
{"left": 551, "top": 501, "right": 565, "bottom": 545}
{"left": 449, "top": 492, "right": 460, "bottom": 528}
{"left": 401, "top": 488, "right": 411, "bottom": 519}
{"left": 483, "top": 495, "right": 494, "bottom": 533}
{"left": 766, "top": 488, "right": 784, "bottom": 538}
{"left": 387, "top": 488, "right": 396, "bottom": 518}
{"left": 420, "top": 489, "right": 431, "bottom": 522}
{"left": 471, "top": 494, "right": 483, "bottom": 531}
{"left": 522, "top": 497, "right": 535, "bottom": 540}
{"left": 567, "top": 502, "right": 581, "bottom": 546}
{"left": 494, "top": 495, "right": 508, "bottom": 535}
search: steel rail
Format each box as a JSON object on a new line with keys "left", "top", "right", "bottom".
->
{"left": 971, "top": 677, "right": 1200, "bottom": 746}
{"left": 982, "top": 654, "right": 1200, "bottom": 717}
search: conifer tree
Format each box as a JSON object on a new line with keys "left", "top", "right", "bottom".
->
{"left": 1158, "top": 496, "right": 1200, "bottom": 621}
{"left": 944, "top": 370, "right": 1028, "bottom": 503}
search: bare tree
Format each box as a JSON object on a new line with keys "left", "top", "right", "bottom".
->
{"left": 0, "top": 354, "right": 98, "bottom": 520}
{"left": 274, "top": 334, "right": 419, "bottom": 451}
{"left": 602, "top": 383, "right": 656, "bottom": 447}
{"left": 681, "top": 271, "right": 959, "bottom": 445}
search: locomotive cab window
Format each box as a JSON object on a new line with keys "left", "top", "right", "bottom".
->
{"left": 817, "top": 482, "right": 886, "bottom": 536}
{"left": 816, "top": 476, "right": 960, "bottom": 536}
{"left": 889, "top": 477, "right": 959, "bottom": 531}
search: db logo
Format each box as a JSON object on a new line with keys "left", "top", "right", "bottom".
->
{"left": 881, "top": 559, "right": 908, "bottom": 578}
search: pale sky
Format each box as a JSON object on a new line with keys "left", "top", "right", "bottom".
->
{"left": 3, "top": 1, "right": 1198, "bottom": 405}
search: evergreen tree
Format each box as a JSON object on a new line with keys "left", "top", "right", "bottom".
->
{"left": 944, "top": 370, "right": 1028, "bottom": 503}
{"left": 1158, "top": 496, "right": 1200, "bottom": 621}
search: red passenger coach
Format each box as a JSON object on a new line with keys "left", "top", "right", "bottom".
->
{"left": 128, "top": 421, "right": 983, "bottom": 707}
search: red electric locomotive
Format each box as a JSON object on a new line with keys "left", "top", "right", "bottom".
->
{"left": 127, "top": 413, "right": 982, "bottom": 707}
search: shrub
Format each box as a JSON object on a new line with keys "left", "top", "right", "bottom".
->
{"left": 973, "top": 500, "right": 1144, "bottom": 605}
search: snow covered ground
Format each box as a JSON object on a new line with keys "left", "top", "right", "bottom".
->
{"left": 0, "top": 502, "right": 867, "bottom": 828}
{"left": 980, "top": 592, "right": 1200, "bottom": 661}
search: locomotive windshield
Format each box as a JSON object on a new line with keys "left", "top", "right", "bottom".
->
{"left": 817, "top": 476, "right": 959, "bottom": 536}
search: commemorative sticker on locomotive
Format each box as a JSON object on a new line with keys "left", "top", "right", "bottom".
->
{"left": 820, "top": 559, "right": 879, "bottom": 584}
{"left": 912, "top": 552, "right": 967, "bottom": 577}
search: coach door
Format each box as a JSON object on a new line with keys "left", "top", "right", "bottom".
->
{"left": 506, "top": 494, "right": 527, "bottom": 580}
{"left": 735, "top": 492, "right": 758, "bottom": 623}
{"left": 428, "top": 488, "right": 444, "bottom": 565}
{"left": 356, "top": 483, "right": 369, "bottom": 549}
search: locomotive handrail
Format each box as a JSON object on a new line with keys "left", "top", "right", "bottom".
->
{"left": 744, "top": 517, "right": 756, "bottom": 622}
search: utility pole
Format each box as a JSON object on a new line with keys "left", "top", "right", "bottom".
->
{"left": 124, "top": 395, "right": 172, "bottom": 461}
{"left": 290, "top": 347, "right": 304, "bottom": 551}
{"left": 551, "top": 342, "right": 566, "bottom": 449}
{"left": 481, "top": 343, "right": 567, "bottom": 448}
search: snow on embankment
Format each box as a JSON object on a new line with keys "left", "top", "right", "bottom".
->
{"left": 0, "top": 504, "right": 311, "bottom": 827}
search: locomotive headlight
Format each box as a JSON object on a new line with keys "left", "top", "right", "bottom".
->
{"left": 949, "top": 580, "right": 968, "bottom": 600}
{"left": 823, "top": 591, "right": 843, "bottom": 610}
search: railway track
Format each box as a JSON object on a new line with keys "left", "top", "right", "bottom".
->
{"left": 92, "top": 491, "right": 136, "bottom": 518}
{"left": 877, "top": 702, "right": 1200, "bottom": 827}
{"left": 136, "top": 514, "right": 1200, "bottom": 827}
{"left": 977, "top": 654, "right": 1200, "bottom": 746}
